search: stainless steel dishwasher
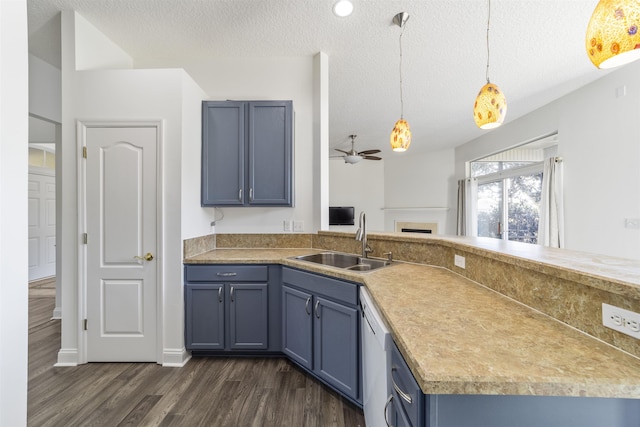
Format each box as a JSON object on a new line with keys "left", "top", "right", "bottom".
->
{"left": 360, "top": 287, "right": 391, "bottom": 426}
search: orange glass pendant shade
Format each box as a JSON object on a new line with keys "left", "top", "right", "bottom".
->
{"left": 390, "top": 118, "right": 412, "bottom": 152}
{"left": 586, "top": 0, "right": 640, "bottom": 69}
{"left": 473, "top": 82, "right": 507, "bottom": 129}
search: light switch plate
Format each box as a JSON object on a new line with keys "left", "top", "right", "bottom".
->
{"left": 454, "top": 254, "right": 466, "bottom": 269}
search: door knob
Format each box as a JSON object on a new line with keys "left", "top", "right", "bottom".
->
{"left": 134, "top": 252, "right": 154, "bottom": 261}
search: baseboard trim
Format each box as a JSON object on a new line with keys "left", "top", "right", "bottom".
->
{"left": 162, "top": 348, "right": 190, "bottom": 367}
{"left": 55, "top": 348, "right": 78, "bottom": 366}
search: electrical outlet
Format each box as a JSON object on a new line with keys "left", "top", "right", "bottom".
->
{"left": 624, "top": 218, "right": 640, "bottom": 229}
{"left": 602, "top": 303, "right": 640, "bottom": 339}
{"left": 293, "top": 221, "right": 304, "bottom": 232}
{"left": 283, "top": 220, "right": 293, "bottom": 232}
{"left": 454, "top": 254, "right": 466, "bottom": 269}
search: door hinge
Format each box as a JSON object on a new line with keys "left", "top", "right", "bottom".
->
{"left": 82, "top": 146, "right": 87, "bottom": 159}
{"left": 83, "top": 319, "right": 88, "bottom": 330}
{"left": 83, "top": 233, "right": 88, "bottom": 244}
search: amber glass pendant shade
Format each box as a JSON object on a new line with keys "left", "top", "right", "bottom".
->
{"left": 390, "top": 118, "right": 412, "bottom": 152}
{"left": 473, "top": 82, "right": 507, "bottom": 129}
{"left": 586, "top": 0, "right": 640, "bottom": 69}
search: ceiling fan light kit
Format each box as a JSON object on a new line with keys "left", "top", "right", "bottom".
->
{"left": 390, "top": 12, "right": 412, "bottom": 152}
{"left": 586, "top": 0, "right": 640, "bottom": 69}
{"left": 473, "top": 0, "right": 507, "bottom": 130}
{"left": 334, "top": 134, "right": 382, "bottom": 164}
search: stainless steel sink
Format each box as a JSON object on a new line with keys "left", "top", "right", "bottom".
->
{"left": 292, "top": 252, "right": 390, "bottom": 272}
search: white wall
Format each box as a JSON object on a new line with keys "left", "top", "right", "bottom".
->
{"left": 329, "top": 158, "right": 385, "bottom": 232}
{"left": 29, "top": 54, "right": 61, "bottom": 122}
{"left": 181, "top": 73, "right": 211, "bottom": 240}
{"left": 74, "top": 12, "right": 133, "bottom": 70}
{"left": 0, "top": 1, "right": 29, "bottom": 425}
{"left": 456, "top": 61, "right": 640, "bottom": 259}
{"left": 383, "top": 148, "right": 456, "bottom": 234}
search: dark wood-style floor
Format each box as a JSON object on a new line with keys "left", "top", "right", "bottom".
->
{"left": 27, "top": 279, "right": 365, "bottom": 426}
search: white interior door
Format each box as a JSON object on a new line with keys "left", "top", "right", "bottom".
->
{"left": 84, "top": 125, "right": 158, "bottom": 362}
{"left": 28, "top": 169, "right": 56, "bottom": 281}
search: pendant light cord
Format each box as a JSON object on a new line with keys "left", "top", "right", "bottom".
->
{"left": 399, "top": 21, "right": 406, "bottom": 119}
{"left": 485, "top": 0, "right": 491, "bottom": 84}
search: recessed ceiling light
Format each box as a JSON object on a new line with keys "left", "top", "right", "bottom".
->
{"left": 333, "top": 0, "right": 354, "bottom": 17}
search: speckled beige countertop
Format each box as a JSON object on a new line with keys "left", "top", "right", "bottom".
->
{"left": 184, "top": 246, "right": 640, "bottom": 398}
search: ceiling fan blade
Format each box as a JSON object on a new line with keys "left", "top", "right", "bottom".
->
{"left": 364, "top": 156, "right": 382, "bottom": 161}
{"left": 334, "top": 148, "right": 350, "bottom": 154}
{"left": 358, "top": 149, "right": 381, "bottom": 155}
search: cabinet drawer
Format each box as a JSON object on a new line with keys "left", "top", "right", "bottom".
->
{"left": 282, "top": 267, "right": 358, "bottom": 306}
{"left": 391, "top": 342, "right": 423, "bottom": 427}
{"left": 185, "top": 265, "right": 268, "bottom": 282}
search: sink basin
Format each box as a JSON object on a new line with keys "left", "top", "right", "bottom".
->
{"left": 293, "top": 252, "right": 390, "bottom": 272}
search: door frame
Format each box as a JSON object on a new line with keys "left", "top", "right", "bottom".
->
{"left": 76, "top": 120, "right": 164, "bottom": 364}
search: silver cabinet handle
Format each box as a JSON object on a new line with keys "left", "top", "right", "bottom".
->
{"left": 218, "top": 287, "right": 223, "bottom": 303}
{"left": 216, "top": 272, "right": 237, "bottom": 277}
{"left": 384, "top": 395, "right": 393, "bottom": 427}
{"left": 315, "top": 300, "right": 320, "bottom": 318}
{"left": 230, "top": 286, "right": 235, "bottom": 302}
{"left": 391, "top": 368, "right": 413, "bottom": 404}
{"left": 249, "top": 187, "right": 254, "bottom": 202}
{"left": 305, "top": 297, "right": 311, "bottom": 315}
{"left": 238, "top": 188, "right": 243, "bottom": 201}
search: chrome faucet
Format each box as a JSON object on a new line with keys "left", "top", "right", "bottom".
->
{"left": 355, "top": 211, "right": 372, "bottom": 258}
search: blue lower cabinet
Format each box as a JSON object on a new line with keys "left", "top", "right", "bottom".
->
{"left": 314, "top": 296, "right": 359, "bottom": 400}
{"left": 282, "top": 285, "right": 313, "bottom": 369}
{"left": 185, "top": 283, "right": 268, "bottom": 351}
{"left": 185, "top": 284, "right": 225, "bottom": 350}
{"left": 229, "top": 284, "right": 268, "bottom": 350}
{"left": 282, "top": 267, "right": 361, "bottom": 404}
{"left": 184, "top": 265, "right": 273, "bottom": 352}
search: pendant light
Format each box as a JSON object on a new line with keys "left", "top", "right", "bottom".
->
{"left": 586, "top": 0, "right": 640, "bottom": 69}
{"left": 473, "top": 0, "right": 507, "bottom": 130}
{"left": 390, "top": 12, "right": 412, "bottom": 152}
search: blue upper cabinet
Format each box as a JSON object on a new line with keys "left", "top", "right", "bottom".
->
{"left": 202, "top": 100, "right": 293, "bottom": 207}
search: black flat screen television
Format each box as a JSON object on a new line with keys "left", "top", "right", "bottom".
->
{"left": 329, "top": 206, "right": 355, "bottom": 226}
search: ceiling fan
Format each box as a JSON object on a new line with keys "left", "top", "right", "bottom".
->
{"left": 333, "top": 135, "right": 382, "bottom": 164}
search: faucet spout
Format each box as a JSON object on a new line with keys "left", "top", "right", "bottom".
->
{"left": 355, "top": 211, "right": 371, "bottom": 258}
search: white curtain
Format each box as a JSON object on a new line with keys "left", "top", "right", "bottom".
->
{"left": 456, "top": 178, "right": 477, "bottom": 236}
{"left": 538, "top": 157, "right": 564, "bottom": 248}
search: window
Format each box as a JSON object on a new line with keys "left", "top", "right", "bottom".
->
{"left": 470, "top": 137, "right": 556, "bottom": 244}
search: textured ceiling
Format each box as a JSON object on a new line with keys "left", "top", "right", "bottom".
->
{"left": 27, "top": 0, "right": 609, "bottom": 155}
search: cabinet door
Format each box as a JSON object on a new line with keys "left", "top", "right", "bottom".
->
{"left": 247, "top": 101, "right": 293, "bottom": 206}
{"left": 201, "top": 101, "right": 245, "bottom": 206}
{"left": 185, "top": 284, "right": 225, "bottom": 350}
{"left": 314, "top": 296, "right": 359, "bottom": 401}
{"left": 282, "top": 285, "right": 313, "bottom": 369}
{"left": 229, "top": 284, "right": 268, "bottom": 350}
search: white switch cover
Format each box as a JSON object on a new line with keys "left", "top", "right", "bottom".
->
{"left": 454, "top": 254, "right": 466, "bottom": 269}
{"left": 283, "top": 220, "right": 293, "bottom": 232}
{"left": 602, "top": 303, "right": 640, "bottom": 339}
{"left": 293, "top": 221, "right": 304, "bottom": 232}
